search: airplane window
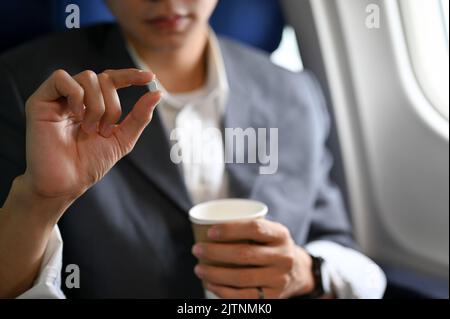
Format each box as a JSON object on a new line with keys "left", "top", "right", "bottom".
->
{"left": 400, "top": 0, "right": 450, "bottom": 120}
{"left": 270, "top": 26, "right": 303, "bottom": 72}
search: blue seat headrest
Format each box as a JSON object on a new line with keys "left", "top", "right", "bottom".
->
{"left": 0, "top": 0, "right": 285, "bottom": 54}
{"left": 210, "top": 0, "right": 285, "bottom": 53}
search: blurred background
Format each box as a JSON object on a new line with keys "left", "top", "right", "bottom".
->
{"left": 0, "top": 0, "right": 448, "bottom": 299}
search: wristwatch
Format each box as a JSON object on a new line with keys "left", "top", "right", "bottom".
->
{"left": 297, "top": 254, "right": 325, "bottom": 299}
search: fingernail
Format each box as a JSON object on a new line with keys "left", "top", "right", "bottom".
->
{"left": 192, "top": 245, "right": 203, "bottom": 257}
{"left": 208, "top": 226, "right": 219, "bottom": 239}
{"left": 100, "top": 124, "right": 115, "bottom": 137}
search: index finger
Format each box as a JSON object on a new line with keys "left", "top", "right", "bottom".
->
{"left": 207, "top": 219, "right": 291, "bottom": 244}
{"left": 103, "top": 68, "right": 154, "bottom": 89}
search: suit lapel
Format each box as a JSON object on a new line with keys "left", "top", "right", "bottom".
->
{"left": 220, "top": 40, "right": 270, "bottom": 200}
{"left": 223, "top": 87, "right": 259, "bottom": 199}
{"left": 99, "top": 24, "right": 193, "bottom": 212}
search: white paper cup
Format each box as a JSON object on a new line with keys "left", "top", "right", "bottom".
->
{"left": 189, "top": 199, "right": 268, "bottom": 299}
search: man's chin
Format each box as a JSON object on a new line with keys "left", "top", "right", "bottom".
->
{"left": 144, "top": 35, "right": 191, "bottom": 52}
{"left": 155, "top": 41, "right": 187, "bottom": 52}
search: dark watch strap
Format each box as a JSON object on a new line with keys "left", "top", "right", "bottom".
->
{"left": 309, "top": 255, "right": 325, "bottom": 298}
{"left": 295, "top": 254, "right": 325, "bottom": 299}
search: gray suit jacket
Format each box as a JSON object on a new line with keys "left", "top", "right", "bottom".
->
{"left": 0, "top": 24, "right": 354, "bottom": 298}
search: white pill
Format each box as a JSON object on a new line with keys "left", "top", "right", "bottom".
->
{"left": 149, "top": 80, "right": 158, "bottom": 92}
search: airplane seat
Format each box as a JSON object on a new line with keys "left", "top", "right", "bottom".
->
{"left": 0, "top": 0, "right": 285, "bottom": 54}
{"left": 210, "top": 0, "right": 285, "bottom": 53}
{"left": 0, "top": 0, "right": 114, "bottom": 54}
{"left": 50, "top": 0, "right": 115, "bottom": 32}
{"left": 50, "top": 0, "right": 288, "bottom": 54}
{"left": 0, "top": 1, "right": 53, "bottom": 53}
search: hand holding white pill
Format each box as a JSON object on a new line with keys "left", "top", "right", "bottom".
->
{"left": 14, "top": 68, "right": 162, "bottom": 210}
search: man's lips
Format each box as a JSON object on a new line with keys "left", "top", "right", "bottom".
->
{"left": 146, "top": 14, "right": 190, "bottom": 29}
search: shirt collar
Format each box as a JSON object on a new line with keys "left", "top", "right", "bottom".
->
{"left": 127, "top": 29, "right": 229, "bottom": 111}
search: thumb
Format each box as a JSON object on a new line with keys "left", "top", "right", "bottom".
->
{"left": 114, "top": 90, "right": 162, "bottom": 154}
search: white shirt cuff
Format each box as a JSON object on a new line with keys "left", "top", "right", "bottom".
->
{"left": 17, "top": 225, "right": 66, "bottom": 299}
{"left": 305, "top": 240, "right": 387, "bottom": 299}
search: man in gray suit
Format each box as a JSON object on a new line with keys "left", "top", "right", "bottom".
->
{"left": 0, "top": 0, "right": 385, "bottom": 298}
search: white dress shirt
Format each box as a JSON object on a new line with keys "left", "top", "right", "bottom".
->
{"left": 147, "top": 32, "right": 230, "bottom": 205}
{"left": 18, "top": 31, "right": 386, "bottom": 299}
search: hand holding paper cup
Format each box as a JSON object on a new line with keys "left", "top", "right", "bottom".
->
{"left": 189, "top": 198, "right": 268, "bottom": 298}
